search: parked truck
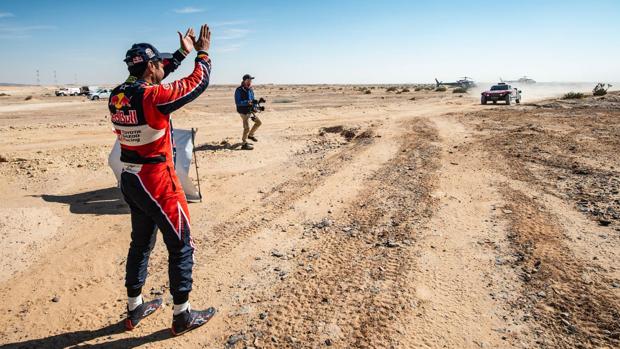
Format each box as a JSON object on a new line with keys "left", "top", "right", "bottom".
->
{"left": 55, "top": 87, "right": 80, "bottom": 96}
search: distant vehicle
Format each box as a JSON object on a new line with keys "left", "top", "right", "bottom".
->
{"left": 88, "top": 89, "right": 111, "bottom": 100}
{"left": 481, "top": 83, "right": 522, "bottom": 105}
{"left": 79, "top": 86, "right": 99, "bottom": 96}
{"left": 55, "top": 87, "right": 80, "bottom": 96}
{"left": 501, "top": 76, "right": 536, "bottom": 84}
{"left": 435, "top": 76, "right": 476, "bottom": 89}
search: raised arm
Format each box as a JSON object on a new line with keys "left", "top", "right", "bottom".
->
{"left": 149, "top": 25, "right": 212, "bottom": 115}
{"left": 161, "top": 28, "right": 196, "bottom": 79}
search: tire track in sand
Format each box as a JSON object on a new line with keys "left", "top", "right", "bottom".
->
{"left": 243, "top": 118, "right": 441, "bottom": 348}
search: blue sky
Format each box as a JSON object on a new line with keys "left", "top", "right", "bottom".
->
{"left": 0, "top": 0, "right": 618, "bottom": 84}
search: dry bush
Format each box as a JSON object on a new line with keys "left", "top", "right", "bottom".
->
{"left": 364, "top": 89, "right": 371, "bottom": 94}
{"left": 563, "top": 92, "right": 585, "bottom": 99}
{"left": 593, "top": 83, "right": 611, "bottom": 96}
{"left": 24, "top": 95, "right": 33, "bottom": 100}
{"left": 401, "top": 88, "right": 410, "bottom": 93}
{"left": 414, "top": 87, "right": 422, "bottom": 91}
{"left": 453, "top": 87, "right": 468, "bottom": 93}
{"left": 435, "top": 85, "right": 447, "bottom": 92}
{"left": 386, "top": 86, "right": 398, "bottom": 92}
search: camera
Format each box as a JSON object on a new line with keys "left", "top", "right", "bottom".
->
{"left": 252, "top": 97, "right": 266, "bottom": 112}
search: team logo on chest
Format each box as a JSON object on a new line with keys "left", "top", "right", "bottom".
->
{"left": 110, "top": 92, "right": 138, "bottom": 124}
{"left": 110, "top": 92, "right": 131, "bottom": 109}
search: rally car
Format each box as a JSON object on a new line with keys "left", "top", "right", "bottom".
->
{"left": 481, "top": 83, "right": 522, "bottom": 105}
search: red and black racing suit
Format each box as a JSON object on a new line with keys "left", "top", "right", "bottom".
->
{"left": 108, "top": 50, "right": 211, "bottom": 304}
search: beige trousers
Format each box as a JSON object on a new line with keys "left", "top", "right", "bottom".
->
{"left": 240, "top": 113, "right": 262, "bottom": 142}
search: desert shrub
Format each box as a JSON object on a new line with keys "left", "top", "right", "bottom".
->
{"left": 593, "top": 83, "right": 612, "bottom": 96}
{"left": 453, "top": 87, "right": 468, "bottom": 93}
{"left": 386, "top": 86, "right": 398, "bottom": 92}
{"left": 364, "top": 89, "right": 371, "bottom": 94}
{"left": 401, "top": 88, "right": 410, "bottom": 93}
{"left": 0, "top": 93, "right": 9, "bottom": 97}
{"left": 563, "top": 92, "right": 585, "bottom": 99}
{"left": 24, "top": 95, "right": 33, "bottom": 100}
{"left": 435, "top": 85, "right": 447, "bottom": 92}
{"left": 414, "top": 87, "right": 422, "bottom": 91}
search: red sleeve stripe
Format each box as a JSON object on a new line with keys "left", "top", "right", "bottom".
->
{"left": 156, "top": 61, "right": 210, "bottom": 107}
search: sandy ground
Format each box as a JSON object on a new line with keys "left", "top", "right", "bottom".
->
{"left": 0, "top": 84, "right": 618, "bottom": 349}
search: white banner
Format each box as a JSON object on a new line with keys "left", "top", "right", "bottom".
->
{"left": 108, "top": 128, "right": 202, "bottom": 202}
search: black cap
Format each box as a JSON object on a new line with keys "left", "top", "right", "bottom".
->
{"left": 124, "top": 43, "right": 173, "bottom": 67}
{"left": 242, "top": 74, "right": 255, "bottom": 81}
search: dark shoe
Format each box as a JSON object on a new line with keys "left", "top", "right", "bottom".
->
{"left": 125, "top": 298, "right": 163, "bottom": 330}
{"left": 241, "top": 142, "right": 254, "bottom": 150}
{"left": 248, "top": 135, "right": 258, "bottom": 142}
{"left": 171, "top": 307, "right": 217, "bottom": 336}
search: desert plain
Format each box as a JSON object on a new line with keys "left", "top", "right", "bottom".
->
{"left": 0, "top": 83, "right": 618, "bottom": 348}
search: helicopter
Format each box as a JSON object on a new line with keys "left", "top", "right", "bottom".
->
{"left": 500, "top": 76, "right": 536, "bottom": 84}
{"left": 435, "top": 76, "right": 477, "bottom": 89}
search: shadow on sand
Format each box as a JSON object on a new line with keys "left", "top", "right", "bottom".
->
{"left": 194, "top": 141, "right": 244, "bottom": 152}
{"left": 1, "top": 321, "right": 173, "bottom": 348}
{"left": 37, "top": 187, "right": 129, "bottom": 215}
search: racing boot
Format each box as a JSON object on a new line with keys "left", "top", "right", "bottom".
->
{"left": 241, "top": 142, "right": 254, "bottom": 150}
{"left": 171, "top": 307, "right": 217, "bottom": 336}
{"left": 125, "top": 298, "right": 163, "bottom": 330}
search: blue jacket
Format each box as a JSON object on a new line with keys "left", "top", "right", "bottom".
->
{"left": 235, "top": 85, "right": 254, "bottom": 114}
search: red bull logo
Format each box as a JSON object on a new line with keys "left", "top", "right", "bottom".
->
{"left": 110, "top": 92, "right": 131, "bottom": 109}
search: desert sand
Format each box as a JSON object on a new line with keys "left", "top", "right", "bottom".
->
{"left": 0, "top": 84, "right": 618, "bottom": 348}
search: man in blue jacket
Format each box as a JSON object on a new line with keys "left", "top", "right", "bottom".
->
{"left": 234, "top": 74, "right": 261, "bottom": 150}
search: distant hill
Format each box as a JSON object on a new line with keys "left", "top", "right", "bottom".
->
{"left": 0, "top": 83, "right": 33, "bottom": 86}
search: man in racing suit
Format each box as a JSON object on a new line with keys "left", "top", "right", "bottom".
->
{"left": 109, "top": 24, "right": 214, "bottom": 336}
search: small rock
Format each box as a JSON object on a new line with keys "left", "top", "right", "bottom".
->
{"left": 51, "top": 296, "right": 60, "bottom": 303}
{"left": 227, "top": 333, "right": 245, "bottom": 346}
{"left": 314, "top": 218, "right": 333, "bottom": 229}
{"left": 385, "top": 240, "right": 400, "bottom": 248}
{"left": 271, "top": 250, "right": 284, "bottom": 258}
{"left": 502, "top": 209, "right": 513, "bottom": 214}
{"left": 537, "top": 291, "right": 546, "bottom": 298}
{"left": 259, "top": 312, "right": 268, "bottom": 320}
{"left": 325, "top": 338, "right": 333, "bottom": 346}
{"left": 287, "top": 336, "right": 298, "bottom": 343}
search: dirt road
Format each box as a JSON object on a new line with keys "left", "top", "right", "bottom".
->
{"left": 0, "top": 86, "right": 618, "bottom": 348}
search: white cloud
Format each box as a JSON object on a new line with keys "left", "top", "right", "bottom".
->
{"left": 0, "top": 24, "right": 56, "bottom": 39}
{"left": 212, "top": 20, "right": 249, "bottom": 27}
{"left": 216, "top": 28, "right": 250, "bottom": 40}
{"left": 216, "top": 43, "right": 244, "bottom": 53}
{"left": 173, "top": 7, "right": 204, "bottom": 14}
{"left": 0, "top": 12, "right": 15, "bottom": 18}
